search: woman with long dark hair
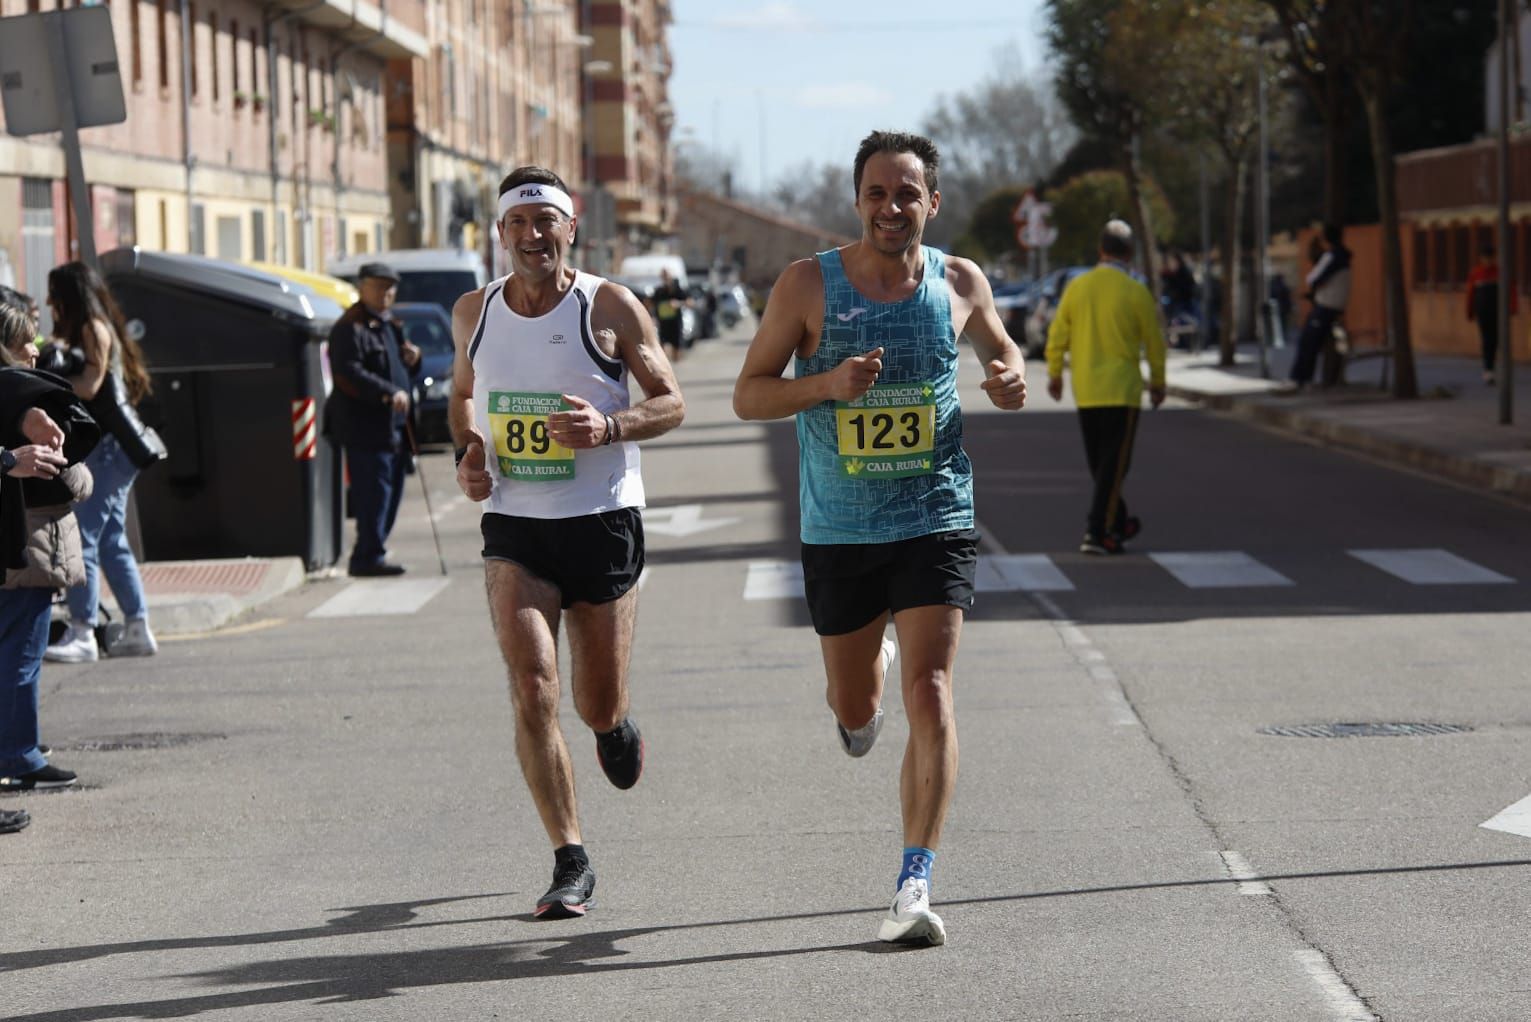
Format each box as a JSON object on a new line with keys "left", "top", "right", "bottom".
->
{"left": 42, "top": 262, "right": 158, "bottom": 663}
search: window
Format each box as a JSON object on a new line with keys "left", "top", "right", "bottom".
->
{"left": 1452, "top": 224, "right": 1471, "bottom": 287}
{"left": 1411, "top": 226, "right": 1428, "bottom": 287}
{"left": 157, "top": 0, "right": 169, "bottom": 89}
{"left": 1431, "top": 226, "right": 1447, "bottom": 289}
{"left": 188, "top": 2, "right": 198, "bottom": 98}
{"left": 115, "top": 189, "right": 136, "bottom": 246}
{"left": 190, "top": 202, "right": 206, "bottom": 254}
{"left": 252, "top": 208, "right": 266, "bottom": 261}
{"left": 208, "top": 11, "right": 219, "bottom": 103}
{"left": 1521, "top": 220, "right": 1531, "bottom": 294}
{"left": 130, "top": 0, "right": 142, "bottom": 83}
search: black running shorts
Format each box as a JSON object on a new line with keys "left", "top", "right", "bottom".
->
{"left": 481, "top": 508, "right": 645, "bottom": 608}
{"left": 800, "top": 528, "right": 979, "bottom": 637}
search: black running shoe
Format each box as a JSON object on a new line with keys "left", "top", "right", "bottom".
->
{"left": 534, "top": 859, "right": 596, "bottom": 919}
{"left": 595, "top": 719, "right": 644, "bottom": 790}
{"left": 0, "top": 808, "right": 29, "bottom": 834}
{"left": 1120, "top": 515, "right": 1141, "bottom": 541}
{"left": 0, "top": 764, "right": 77, "bottom": 791}
{"left": 1079, "top": 533, "right": 1124, "bottom": 556}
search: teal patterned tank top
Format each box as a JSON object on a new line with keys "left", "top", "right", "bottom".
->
{"left": 795, "top": 246, "right": 973, "bottom": 544}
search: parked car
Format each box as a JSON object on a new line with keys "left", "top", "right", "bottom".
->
{"left": 716, "top": 284, "right": 752, "bottom": 328}
{"left": 391, "top": 302, "right": 455, "bottom": 443}
{"left": 1024, "top": 266, "right": 1092, "bottom": 357}
{"left": 992, "top": 280, "right": 1038, "bottom": 353}
{"left": 327, "top": 249, "right": 487, "bottom": 318}
{"left": 688, "top": 282, "right": 719, "bottom": 340}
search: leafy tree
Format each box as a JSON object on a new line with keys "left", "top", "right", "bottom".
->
{"left": 768, "top": 160, "right": 862, "bottom": 239}
{"left": 960, "top": 186, "right": 1029, "bottom": 264}
{"left": 1050, "top": 169, "right": 1174, "bottom": 268}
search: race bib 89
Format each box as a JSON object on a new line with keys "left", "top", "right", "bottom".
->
{"left": 834, "top": 382, "right": 936, "bottom": 479}
{"left": 488, "top": 391, "right": 575, "bottom": 481}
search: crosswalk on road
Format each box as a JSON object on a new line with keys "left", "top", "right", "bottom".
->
{"left": 742, "top": 548, "right": 1519, "bottom": 600}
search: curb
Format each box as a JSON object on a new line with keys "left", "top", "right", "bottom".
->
{"left": 108, "top": 557, "right": 309, "bottom": 635}
{"left": 1166, "top": 384, "right": 1531, "bottom": 505}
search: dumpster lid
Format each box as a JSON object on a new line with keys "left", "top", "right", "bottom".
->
{"left": 99, "top": 247, "right": 343, "bottom": 325}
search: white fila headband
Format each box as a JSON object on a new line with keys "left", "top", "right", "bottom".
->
{"left": 497, "top": 183, "right": 575, "bottom": 221}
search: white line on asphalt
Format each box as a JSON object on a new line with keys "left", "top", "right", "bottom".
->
{"left": 1348, "top": 548, "right": 1515, "bottom": 585}
{"left": 1150, "top": 551, "right": 1295, "bottom": 588}
{"left": 1030, "top": 587, "right": 1139, "bottom": 729}
{"left": 1294, "top": 949, "right": 1379, "bottom": 1022}
{"left": 743, "top": 559, "right": 803, "bottom": 600}
{"left": 307, "top": 578, "right": 452, "bottom": 618}
{"left": 1481, "top": 793, "right": 1531, "bottom": 839}
{"left": 975, "top": 554, "right": 1075, "bottom": 592}
{"left": 425, "top": 492, "right": 472, "bottom": 524}
{"left": 1218, "top": 850, "right": 1274, "bottom": 896}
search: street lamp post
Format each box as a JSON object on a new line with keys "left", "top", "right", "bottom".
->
{"left": 583, "top": 57, "right": 613, "bottom": 275}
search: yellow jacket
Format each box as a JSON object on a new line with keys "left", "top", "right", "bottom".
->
{"left": 1045, "top": 263, "right": 1166, "bottom": 408}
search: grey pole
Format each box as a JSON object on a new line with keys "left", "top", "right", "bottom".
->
{"left": 45, "top": 14, "right": 96, "bottom": 266}
{"left": 1498, "top": 0, "right": 1515, "bottom": 425}
{"left": 1199, "top": 151, "right": 1211, "bottom": 355}
{"left": 1255, "top": 43, "right": 1271, "bottom": 379}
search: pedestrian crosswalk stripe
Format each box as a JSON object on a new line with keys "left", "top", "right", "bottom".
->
{"left": 975, "top": 554, "right": 1075, "bottom": 592}
{"left": 308, "top": 578, "right": 452, "bottom": 618}
{"left": 1348, "top": 548, "right": 1514, "bottom": 585}
{"left": 744, "top": 560, "right": 804, "bottom": 600}
{"left": 1147, "top": 552, "right": 1295, "bottom": 589}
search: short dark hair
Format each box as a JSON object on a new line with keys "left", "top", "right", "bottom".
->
{"left": 1322, "top": 222, "right": 1345, "bottom": 246}
{"left": 499, "top": 166, "right": 570, "bottom": 197}
{"left": 1100, "top": 219, "right": 1134, "bottom": 260}
{"left": 852, "top": 130, "right": 940, "bottom": 197}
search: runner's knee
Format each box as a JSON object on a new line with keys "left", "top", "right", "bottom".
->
{"left": 903, "top": 670, "right": 954, "bottom": 732}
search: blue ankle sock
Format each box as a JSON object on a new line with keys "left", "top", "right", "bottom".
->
{"left": 898, "top": 847, "right": 936, "bottom": 891}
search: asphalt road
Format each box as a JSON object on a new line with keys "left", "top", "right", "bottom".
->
{"left": 6, "top": 324, "right": 1530, "bottom": 1021}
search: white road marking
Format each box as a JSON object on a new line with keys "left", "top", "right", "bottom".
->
{"left": 1349, "top": 548, "right": 1514, "bottom": 585}
{"left": 743, "top": 560, "right": 803, "bottom": 600}
{"left": 1481, "top": 793, "right": 1531, "bottom": 839}
{"left": 646, "top": 504, "right": 739, "bottom": 537}
{"left": 1218, "top": 850, "right": 1274, "bottom": 896}
{"left": 1294, "top": 949, "right": 1379, "bottom": 1022}
{"left": 1031, "top": 592, "right": 1139, "bottom": 728}
{"left": 424, "top": 491, "right": 471, "bottom": 524}
{"left": 975, "top": 554, "right": 1075, "bottom": 592}
{"left": 1150, "top": 551, "right": 1295, "bottom": 588}
{"left": 308, "top": 578, "right": 452, "bottom": 618}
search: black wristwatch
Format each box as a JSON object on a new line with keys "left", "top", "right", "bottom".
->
{"left": 0, "top": 448, "right": 16, "bottom": 475}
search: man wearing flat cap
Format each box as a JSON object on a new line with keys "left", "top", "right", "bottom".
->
{"left": 325, "top": 261, "right": 422, "bottom": 576}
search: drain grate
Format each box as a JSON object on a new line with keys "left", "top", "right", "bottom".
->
{"left": 58, "top": 732, "right": 227, "bottom": 752}
{"left": 1259, "top": 722, "right": 1473, "bottom": 738}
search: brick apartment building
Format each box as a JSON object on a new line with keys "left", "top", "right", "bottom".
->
{"left": 0, "top": 0, "right": 676, "bottom": 316}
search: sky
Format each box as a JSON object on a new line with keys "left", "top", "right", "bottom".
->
{"left": 668, "top": 1, "right": 1051, "bottom": 196}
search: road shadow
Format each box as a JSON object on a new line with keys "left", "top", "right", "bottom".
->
{"left": 7, "top": 858, "right": 1529, "bottom": 1019}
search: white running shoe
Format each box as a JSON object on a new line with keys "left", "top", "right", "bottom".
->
{"left": 44, "top": 623, "right": 98, "bottom": 664}
{"left": 836, "top": 636, "right": 896, "bottom": 757}
{"left": 877, "top": 877, "right": 946, "bottom": 946}
{"left": 110, "top": 617, "right": 158, "bottom": 657}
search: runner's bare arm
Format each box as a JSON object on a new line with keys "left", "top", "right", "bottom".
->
{"left": 590, "top": 282, "right": 684, "bottom": 443}
{"left": 448, "top": 289, "right": 486, "bottom": 449}
{"left": 947, "top": 257, "right": 1026, "bottom": 411}
{"left": 733, "top": 259, "right": 882, "bottom": 420}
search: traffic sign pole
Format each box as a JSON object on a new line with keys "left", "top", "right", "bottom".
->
{"left": 45, "top": 13, "right": 96, "bottom": 265}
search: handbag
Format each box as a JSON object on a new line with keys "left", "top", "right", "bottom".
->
{"left": 88, "top": 370, "right": 167, "bottom": 470}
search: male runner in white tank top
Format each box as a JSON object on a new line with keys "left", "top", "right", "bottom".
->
{"left": 450, "top": 167, "right": 684, "bottom": 920}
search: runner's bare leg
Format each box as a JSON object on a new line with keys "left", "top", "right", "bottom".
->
{"left": 891, "top": 605, "right": 962, "bottom": 849}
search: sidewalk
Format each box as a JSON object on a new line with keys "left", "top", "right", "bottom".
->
{"left": 103, "top": 556, "right": 309, "bottom": 637}
{"left": 1164, "top": 341, "right": 1531, "bottom": 505}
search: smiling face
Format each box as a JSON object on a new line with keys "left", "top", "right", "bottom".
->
{"left": 855, "top": 151, "right": 939, "bottom": 257}
{"left": 499, "top": 205, "right": 575, "bottom": 282}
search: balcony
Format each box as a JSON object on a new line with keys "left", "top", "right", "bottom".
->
{"left": 264, "top": 0, "right": 429, "bottom": 60}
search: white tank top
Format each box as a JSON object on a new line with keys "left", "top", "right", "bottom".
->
{"left": 469, "top": 271, "right": 644, "bottom": 519}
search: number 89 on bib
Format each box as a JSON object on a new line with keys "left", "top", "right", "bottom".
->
{"left": 834, "top": 383, "right": 936, "bottom": 479}
{"left": 488, "top": 391, "right": 576, "bottom": 481}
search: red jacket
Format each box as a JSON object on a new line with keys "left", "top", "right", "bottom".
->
{"left": 1466, "top": 262, "right": 1518, "bottom": 320}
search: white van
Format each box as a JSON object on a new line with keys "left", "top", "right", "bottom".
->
{"left": 618, "top": 253, "right": 688, "bottom": 290}
{"left": 327, "top": 248, "right": 487, "bottom": 315}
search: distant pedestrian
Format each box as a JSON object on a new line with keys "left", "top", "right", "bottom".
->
{"left": 324, "top": 262, "right": 423, "bottom": 577}
{"left": 450, "top": 166, "right": 684, "bottom": 919}
{"left": 0, "top": 302, "right": 98, "bottom": 801}
{"left": 653, "top": 268, "right": 690, "bottom": 363}
{"left": 1046, "top": 219, "right": 1166, "bottom": 555}
{"left": 42, "top": 262, "right": 160, "bottom": 663}
{"left": 1466, "top": 242, "right": 1517, "bottom": 385}
{"left": 1288, "top": 223, "right": 1352, "bottom": 388}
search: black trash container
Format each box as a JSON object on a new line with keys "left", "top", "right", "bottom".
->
{"left": 100, "top": 247, "right": 343, "bottom": 570}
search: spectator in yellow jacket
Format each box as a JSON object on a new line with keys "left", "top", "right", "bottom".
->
{"left": 1045, "top": 220, "right": 1166, "bottom": 555}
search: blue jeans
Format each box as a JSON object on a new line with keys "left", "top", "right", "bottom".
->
{"left": 0, "top": 588, "right": 54, "bottom": 776}
{"left": 346, "top": 442, "right": 406, "bottom": 569}
{"left": 66, "top": 433, "right": 148, "bottom": 625}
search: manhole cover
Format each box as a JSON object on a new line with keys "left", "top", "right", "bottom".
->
{"left": 58, "top": 732, "right": 227, "bottom": 752}
{"left": 1258, "top": 722, "right": 1473, "bottom": 738}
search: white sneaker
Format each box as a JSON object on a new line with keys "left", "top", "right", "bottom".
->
{"left": 877, "top": 877, "right": 946, "bottom": 946}
{"left": 110, "top": 617, "right": 158, "bottom": 657}
{"left": 836, "top": 637, "right": 895, "bottom": 758}
{"left": 44, "top": 623, "right": 98, "bottom": 664}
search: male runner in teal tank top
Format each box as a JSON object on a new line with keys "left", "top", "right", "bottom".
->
{"left": 734, "top": 130, "right": 1027, "bottom": 946}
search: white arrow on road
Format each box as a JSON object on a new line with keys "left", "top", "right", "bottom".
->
{"left": 1481, "top": 794, "right": 1531, "bottom": 839}
{"left": 644, "top": 503, "right": 739, "bottom": 538}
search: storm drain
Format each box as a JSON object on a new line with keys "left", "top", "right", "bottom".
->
{"left": 1258, "top": 722, "right": 1473, "bottom": 738}
{"left": 58, "top": 732, "right": 228, "bottom": 752}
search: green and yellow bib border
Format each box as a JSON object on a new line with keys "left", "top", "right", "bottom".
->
{"left": 834, "top": 382, "right": 936, "bottom": 479}
{"left": 488, "top": 390, "right": 576, "bottom": 481}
